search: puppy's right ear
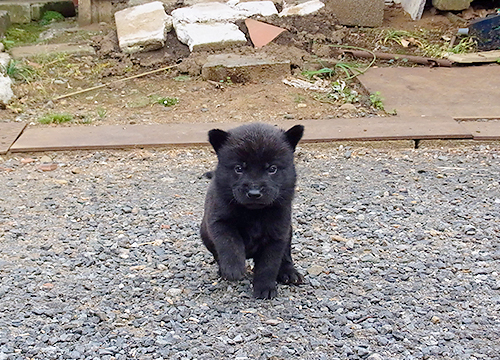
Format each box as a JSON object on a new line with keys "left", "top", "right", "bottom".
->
{"left": 208, "top": 129, "right": 229, "bottom": 153}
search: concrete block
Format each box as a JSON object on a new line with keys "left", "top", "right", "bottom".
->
{"left": 202, "top": 54, "right": 291, "bottom": 83}
{"left": 432, "top": 0, "right": 472, "bottom": 11}
{"left": 174, "top": 22, "right": 246, "bottom": 51}
{"left": 400, "top": 0, "right": 426, "bottom": 20}
{"left": 234, "top": 1, "right": 278, "bottom": 17}
{"left": 0, "top": 2, "right": 31, "bottom": 23}
{"left": 171, "top": 2, "right": 243, "bottom": 23}
{"left": 279, "top": 0, "right": 325, "bottom": 17}
{"left": 115, "top": 1, "right": 172, "bottom": 54}
{"left": 11, "top": 43, "right": 96, "bottom": 59}
{"left": 325, "top": 0, "right": 384, "bottom": 27}
{"left": 0, "top": 10, "right": 10, "bottom": 37}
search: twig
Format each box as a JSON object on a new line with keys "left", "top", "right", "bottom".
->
{"left": 53, "top": 64, "right": 179, "bottom": 101}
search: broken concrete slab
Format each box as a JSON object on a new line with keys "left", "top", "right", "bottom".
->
{"left": 325, "top": 0, "right": 384, "bottom": 27}
{"left": 0, "top": 1, "right": 31, "bottom": 23}
{"left": 171, "top": 1, "right": 278, "bottom": 24}
{"left": 10, "top": 43, "right": 96, "bottom": 59}
{"left": 115, "top": 1, "right": 172, "bottom": 54}
{"left": 171, "top": 2, "right": 243, "bottom": 23}
{"left": 174, "top": 22, "right": 246, "bottom": 51}
{"left": 399, "top": 0, "right": 426, "bottom": 20}
{"left": 202, "top": 53, "right": 290, "bottom": 82}
{"left": 279, "top": 0, "right": 325, "bottom": 17}
{"left": 432, "top": 0, "right": 472, "bottom": 11}
{"left": 234, "top": 1, "right": 278, "bottom": 17}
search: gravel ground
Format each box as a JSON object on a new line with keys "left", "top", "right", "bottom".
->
{"left": 0, "top": 141, "right": 499, "bottom": 360}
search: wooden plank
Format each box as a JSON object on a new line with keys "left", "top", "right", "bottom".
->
{"left": 458, "top": 120, "right": 500, "bottom": 140}
{"left": 10, "top": 117, "right": 473, "bottom": 153}
{"left": 448, "top": 50, "right": 500, "bottom": 64}
{"left": 0, "top": 122, "right": 26, "bottom": 154}
{"left": 358, "top": 66, "right": 500, "bottom": 118}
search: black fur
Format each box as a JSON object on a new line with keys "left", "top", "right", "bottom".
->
{"left": 200, "top": 123, "right": 304, "bottom": 299}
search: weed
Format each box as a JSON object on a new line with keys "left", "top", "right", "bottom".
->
{"left": 151, "top": 96, "right": 179, "bottom": 107}
{"left": 369, "top": 92, "right": 385, "bottom": 110}
{"left": 2, "top": 23, "right": 48, "bottom": 50}
{"left": 40, "top": 11, "right": 65, "bottom": 26}
{"left": 448, "top": 37, "right": 477, "bottom": 54}
{"left": 328, "top": 80, "right": 359, "bottom": 103}
{"left": 2, "top": 60, "right": 38, "bottom": 83}
{"left": 38, "top": 113, "right": 73, "bottom": 124}
{"left": 302, "top": 67, "right": 335, "bottom": 79}
{"left": 174, "top": 75, "right": 191, "bottom": 82}
{"left": 96, "top": 107, "right": 107, "bottom": 119}
{"left": 219, "top": 76, "right": 234, "bottom": 85}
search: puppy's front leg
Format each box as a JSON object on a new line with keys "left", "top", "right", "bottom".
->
{"left": 211, "top": 222, "right": 246, "bottom": 281}
{"left": 252, "top": 241, "right": 286, "bottom": 299}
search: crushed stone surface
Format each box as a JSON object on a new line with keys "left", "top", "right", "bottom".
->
{"left": 0, "top": 142, "right": 499, "bottom": 359}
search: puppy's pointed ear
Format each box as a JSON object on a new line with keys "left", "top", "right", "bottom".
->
{"left": 285, "top": 125, "right": 304, "bottom": 151}
{"left": 208, "top": 129, "right": 229, "bottom": 153}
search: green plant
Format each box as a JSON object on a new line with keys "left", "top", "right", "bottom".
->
{"left": 448, "top": 36, "right": 477, "bottom": 54}
{"left": 97, "top": 107, "right": 107, "bottom": 119}
{"left": 151, "top": 96, "right": 179, "bottom": 107}
{"left": 302, "top": 67, "right": 335, "bottom": 79}
{"left": 369, "top": 91, "right": 384, "bottom": 110}
{"left": 40, "top": 11, "right": 65, "bottom": 26}
{"left": 2, "top": 60, "right": 37, "bottom": 82}
{"left": 38, "top": 113, "right": 73, "bottom": 124}
{"left": 173, "top": 75, "right": 191, "bottom": 82}
{"left": 328, "top": 80, "right": 359, "bottom": 103}
{"left": 2, "top": 23, "right": 48, "bottom": 50}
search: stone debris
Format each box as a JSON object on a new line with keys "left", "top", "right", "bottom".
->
{"left": 279, "top": 0, "right": 325, "bottom": 17}
{"left": 399, "top": 0, "right": 426, "bottom": 20}
{"left": 114, "top": 1, "right": 173, "bottom": 54}
{"left": 432, "top": 0, "right": 473, "bottom": 11}
{"left": 0, "top": 74, "right": 14, "bottom": 107}
{"left": 174, "top": 22, "right": 247, "bottom": 52}
{"left": 171, "top": 2, "right": 243, "bottom": 23}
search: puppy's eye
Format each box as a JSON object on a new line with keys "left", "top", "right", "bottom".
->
{"left": 268, "top": 165, "right": 278, "bottom": 175}
{"left": 234, "top": 165, "right": 243, "bottom": 174}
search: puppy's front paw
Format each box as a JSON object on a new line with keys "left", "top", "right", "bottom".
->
{"left": 253, "top": 283, "right": 278, "bottom": 299}
{"left": 277, "top": 266, "right": 304, "bottom": 285}
{"left": 219, "top": 261, "right": 246, "bottom": 281}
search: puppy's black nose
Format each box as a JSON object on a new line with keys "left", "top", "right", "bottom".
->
{"left": 247, "top": 189, "right": 262, "bottom": 199}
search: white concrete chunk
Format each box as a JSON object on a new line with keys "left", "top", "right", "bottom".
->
{"left": 174, "top": 22, "right": 247, "bottom": 51}
{"left": 399, "top": 0, "right": 426, "bottom": 20}
{"left": 234, "top": 1, "right": 278, "bottom": 17}
{"left": 279, "top": 0, "right": 325, "bottom": 17}
{"left": 0, "top": 74, "right": 14, "bottom": 106}
{"left": 171, "top": 2, "right": 243, "bottom": 23}
{"left": 114, "top": 1, "right": 172, "bottom": 54}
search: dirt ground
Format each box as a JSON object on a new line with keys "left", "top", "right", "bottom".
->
{"left": 1, "top": 1, "right": 497, "bottom": 127}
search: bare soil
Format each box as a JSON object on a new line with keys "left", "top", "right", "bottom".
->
{"left": 1, "top": 2, "right": 497, "bottom": 127}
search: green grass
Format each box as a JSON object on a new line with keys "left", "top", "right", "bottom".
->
{"left": 369, "top": 91, "right": 384, "bottom": 110}
{"left": 40, "top": 11, "right": 65, "bottom": 26}
{"left": 38, "top": 113, "right": 73, "bottom": 124}
{"left": 151, "top": 95, "right": 179, "bottom": 107}
{"left": 2, "top": 23, "right": 48, "bottom": 50}
{"left": 2, "top": 60, "right": 38, "bottom": 83}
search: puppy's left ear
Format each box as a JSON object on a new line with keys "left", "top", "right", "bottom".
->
{"left": 285, "top": 125, "right": 304, "bottom": 151}
{"left": 208, "top": 129, "right": 229, "bottom": 153}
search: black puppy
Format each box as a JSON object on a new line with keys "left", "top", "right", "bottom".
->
{"left": 200, "top": 123, "right": 304, "bottom": 299}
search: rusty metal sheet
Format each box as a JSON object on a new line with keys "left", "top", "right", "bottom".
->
{"left": 458, "top": 120, "right": 500, "bottom": 140}
{"left": 10, "top": 117, "right": 473, "bottom": 153}
{"left": 358, "top": 65, "right": 500, "bottom": 119}
{"left": 0, "top": 122, "right": 26, "bottom": 154}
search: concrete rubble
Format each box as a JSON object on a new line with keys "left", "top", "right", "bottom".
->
{"left": 115, "top": 0, "right": 331, "bottom": 54}
{"left": 114, "top": 1, "right": 173, "bottom": 54}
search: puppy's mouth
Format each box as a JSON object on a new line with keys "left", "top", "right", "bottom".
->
{"left": 242, "top": 203, "right": 267, "bottom": 210}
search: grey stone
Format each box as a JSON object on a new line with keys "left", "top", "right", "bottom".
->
{"left": 325, "top": 0, "right": 384, "bottom": 27}
{"left": 432, "top": 0, "right": 472, "bottom": 10}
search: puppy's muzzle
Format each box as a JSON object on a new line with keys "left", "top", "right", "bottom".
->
{"left": 247, "top": 189, "right": 263, "bottom": 199}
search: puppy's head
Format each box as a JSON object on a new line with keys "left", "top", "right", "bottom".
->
{"left": 208, "top": 123, "right": 304, "bottom": 209}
